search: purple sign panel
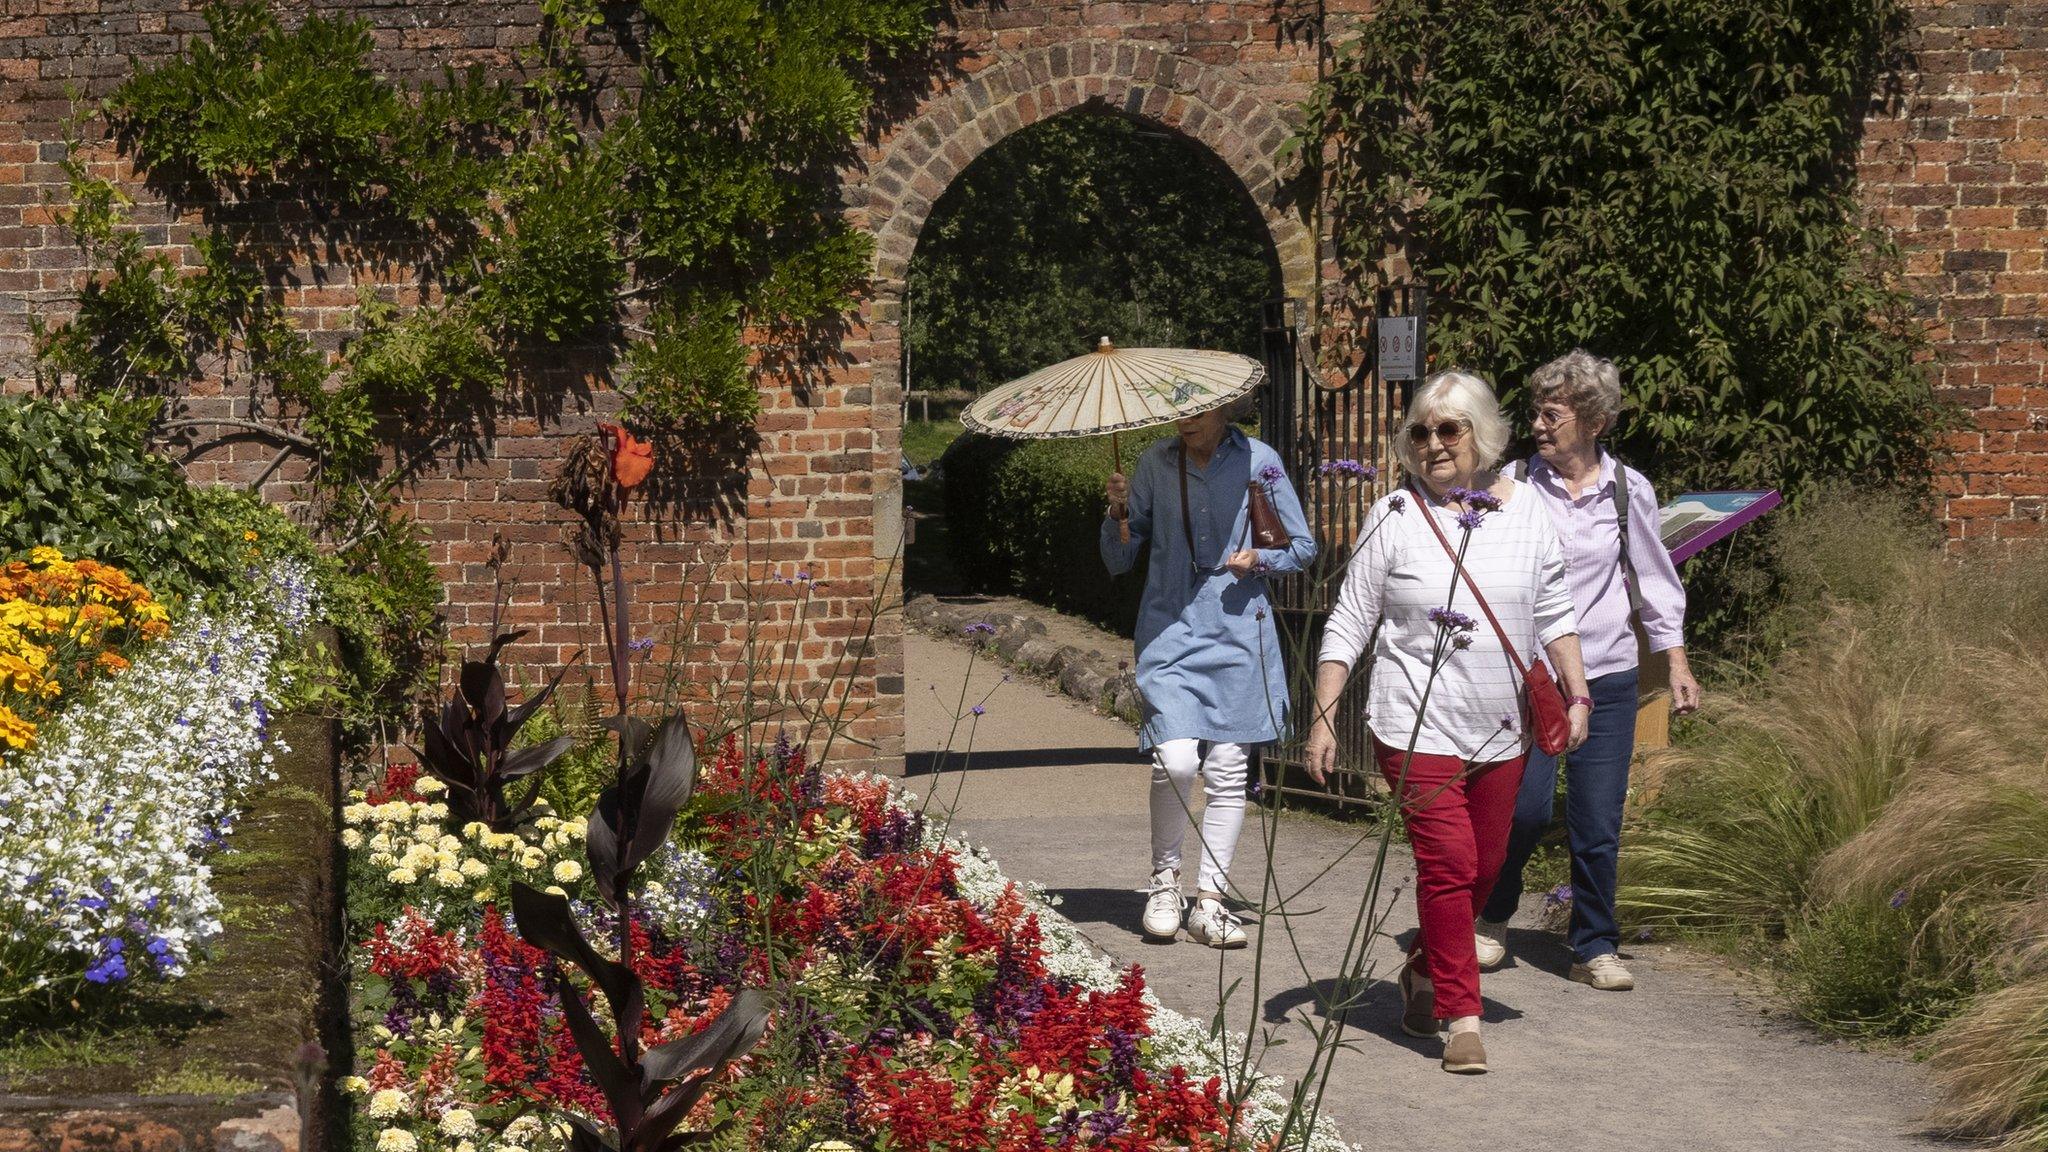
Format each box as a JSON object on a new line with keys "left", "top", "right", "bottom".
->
{"left": 1659, "top": 490, "right": 1783, "bottom": 565}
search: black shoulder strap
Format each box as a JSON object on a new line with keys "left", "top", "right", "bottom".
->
{"left": 1611, "top": 456, "right": 1647, "bottom": 618}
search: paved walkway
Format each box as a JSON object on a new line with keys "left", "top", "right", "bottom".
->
{"left": 899, "top": 631, "right": 1949, "bottom": 1152}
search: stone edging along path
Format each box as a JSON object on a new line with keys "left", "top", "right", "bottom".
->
{"left": 906, "top": 594, "right": 1142, "bottom": 727}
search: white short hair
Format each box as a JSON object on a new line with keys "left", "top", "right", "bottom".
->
{"left": 1528, "top": 349, "right": 1623, "bottom": 435}
{"left": 1394, "top": 370, "right": 1511, "bottom": 474}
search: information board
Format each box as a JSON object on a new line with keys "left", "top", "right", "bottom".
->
{"left": 1659, "top": 490, "right": 1782, "bottom": 564}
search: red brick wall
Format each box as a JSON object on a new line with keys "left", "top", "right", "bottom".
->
{"left": 3, "top": 0, "right": 2043, "bottom": 774}
{"left": 1861, "top": 0, "right": 2048, "bottom": 544}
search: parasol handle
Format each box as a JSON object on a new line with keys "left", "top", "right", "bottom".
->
{"left": 1111, "top": 432, "right": 1130, "bottom": 544}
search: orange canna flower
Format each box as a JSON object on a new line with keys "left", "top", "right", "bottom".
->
{"left": 600, "top": 422, "right": 655, "bottom": 492}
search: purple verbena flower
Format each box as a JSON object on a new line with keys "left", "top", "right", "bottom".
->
{"left": 1890, "top": 889, "right": 1909, "bottom": 910}
{"left": 1543, "top": 883, "right": 1572, "bottom": 909}
{"left": 970, "top": 704, "right": 985, "bottom": 716}
{"left": 1452, "top": 633, "right": 1473, "bottom": 650}
{"left": 627, "top": 636, "right": 656, "bottom": 654}
{"left": 1456, "top": 508, "right": 1485, "bottom": 531}
{"left": 1466, "top": 489, "right": 1504, "bottom": 512}
{"left": 963, "top": 621, "right": 997, "bottom": 638}
{"left": 1387, "top": 493, "right": 1407, "bottom": 513}
{"left": 1259, "top": 464, "right": 1285, "bottom": 484}
{"left": 1318, "top": 459, "right": 1377, "bottom": 480}
{"left": 1427, "top": 606, "right": 1478, "bottom": 633}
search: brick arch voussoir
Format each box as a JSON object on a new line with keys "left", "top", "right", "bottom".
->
{"left": 867, "top": 45, "right": 1314, "bottom": 304}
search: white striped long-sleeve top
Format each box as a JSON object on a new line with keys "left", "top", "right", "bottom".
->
{"left": 1318, "top": 480, "right": 1579, "bottom": 761}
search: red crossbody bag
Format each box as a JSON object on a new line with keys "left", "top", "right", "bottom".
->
{"left": 1408, "top": 482, "right": 1572, "bottom": 756}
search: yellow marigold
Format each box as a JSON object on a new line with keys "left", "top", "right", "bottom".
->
{"left": 27, "top": 547, "right": 64, "bottom": 567}
{"left": 0, "top": 705, "right": 36, "bottom": 750}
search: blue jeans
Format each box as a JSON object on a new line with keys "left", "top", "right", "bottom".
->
{"left": 1481, "top": 667, "right": 1639, "bottom": 962}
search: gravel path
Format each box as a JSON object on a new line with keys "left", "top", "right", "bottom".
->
{"left": 897, "top": 629, "right": 1952, "bottom": 1152}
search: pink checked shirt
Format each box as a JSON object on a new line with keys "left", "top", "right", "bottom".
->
{"left": 1522, "top": 451, "right": 1688, "bottom": 680}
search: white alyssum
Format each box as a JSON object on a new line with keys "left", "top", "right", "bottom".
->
{"left": 0, "top": 560, "right": 315, "bottom": 990}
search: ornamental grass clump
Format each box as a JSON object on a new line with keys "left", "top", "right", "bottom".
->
{"left": 1619, "top": 490, "right": 2048, "bottom": 1145}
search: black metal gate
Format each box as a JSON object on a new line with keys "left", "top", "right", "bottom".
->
{"left": 1254, "top": 287, "right": 1426, "bottom": 808}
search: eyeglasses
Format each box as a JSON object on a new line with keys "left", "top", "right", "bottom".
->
{"left": 1531, "top": 406, "right": 1578, "bottom": 429}
{"left": 1405, "top": 419, "right": 1468, "bottom": 447}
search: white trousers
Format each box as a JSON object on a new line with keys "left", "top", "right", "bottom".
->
{"left": 1150, "top": 738, "right": 1249, "bottom": 896}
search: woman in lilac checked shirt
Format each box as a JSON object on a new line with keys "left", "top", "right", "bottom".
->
{"left": 1475, "top": 350, "right": 1700, "bottom": 992}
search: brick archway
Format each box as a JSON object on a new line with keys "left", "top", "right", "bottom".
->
{"left": 862, "top": 44, "right": 1316, "bottom": 308}
{"left": 850, "top": 42, "right": 1323, "bottom": 768}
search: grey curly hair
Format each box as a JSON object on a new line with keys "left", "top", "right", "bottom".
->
{"left": 1528, "top": 349, "right": 1623, "bottom": 435}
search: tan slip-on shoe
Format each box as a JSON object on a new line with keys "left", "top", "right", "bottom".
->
{"left": 1398, "top": 959, "right": 1438, "bottom": 1038}
{"left": 1569, "top": 953, "right": 1636, "bottom": 991}
{"left": 1441, "top": 1029, "right": 1488, "bottom": 1074}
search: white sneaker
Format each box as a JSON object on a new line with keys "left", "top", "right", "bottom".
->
{"left": 1570, "top": 953, "right": 1636, "bottom": 991}
{"left": 1185, "top": 897, "right": 1248, "bottom": 949}
{"left": 1142, "top": 869, "right": 1186, "bottom": 940}
{"left": 1474, "top": 917, "right": 1509, "bottom": 970}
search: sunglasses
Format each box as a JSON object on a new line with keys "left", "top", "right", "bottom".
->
{"left": 1405, "top": 419, "right": 1468, "bottom": 447}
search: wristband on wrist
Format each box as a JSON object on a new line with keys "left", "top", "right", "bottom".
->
{"left": 1569, "top": 695, "right": 1595, "bottom": 710}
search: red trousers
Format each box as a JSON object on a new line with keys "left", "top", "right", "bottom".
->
{"left": 1374, "top": 737, "right": 1526, "bottom": 1020}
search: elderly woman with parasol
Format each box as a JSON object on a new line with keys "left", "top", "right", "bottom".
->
{"left": 963, "top": 340, "right": 1317, "bottom": 949}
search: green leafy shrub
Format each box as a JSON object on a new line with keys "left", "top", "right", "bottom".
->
{"left": 1306, "top": 0, "right": 1951, "bottom": 653}
{"left": 0, "top": 395, "right": 236, "bottom": 605}
{"left": 1784, "top": 897, "right": 1980, "bottom": 1038}
{"left": 0, "top": 395, "right": 441, "bottom": 743}
{"left": 940, "top": 426, "right": 1177, "bottom": 635}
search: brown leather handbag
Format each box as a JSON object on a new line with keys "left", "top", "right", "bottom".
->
{"left": 1246, "top": 478, "right": 1288, "bottom": 549}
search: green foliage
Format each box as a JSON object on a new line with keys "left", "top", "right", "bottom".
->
{"left": 908, "top": 112, "right": 1277, "bottom": 391}
{"left": 1307, "top": 0, "right": 1950, "bottom": 648}
{"left": 472, "top": 152, "right": 623, "bottom": 344}
{"left": 0, "top": 394, "right": 232, "bottom": 605}
{"left": 346, "top": 293, "right": 502, "bottom": 406}
{"left": 940, "top": 426, "right": 1179, "bottom": 635}
{"left": 1784, "top": 897, "right": 1981, "bottom": 1037}
{"left": 0, "top": 395, "right": 440, "bottom": 742}
{"left": 39, "top": 0, "right": 940, "bottom": 485}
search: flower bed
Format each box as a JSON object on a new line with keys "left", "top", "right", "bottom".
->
{"left": 0, "top": 558, "right": 316, "bottom": 1009}
{"left": 342, "top": 738, "right": 1350, "bottom": 1152}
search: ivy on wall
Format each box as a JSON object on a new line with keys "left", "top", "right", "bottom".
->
{"left": 1303, "top": 0, "right": 1947, "bottom": 502}
{"left": 31, "top": 0, "right": 938, "bottom": 497}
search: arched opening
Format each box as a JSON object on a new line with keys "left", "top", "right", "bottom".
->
{"left": 899, "top": 106, "right": 1286, "bottom": 630}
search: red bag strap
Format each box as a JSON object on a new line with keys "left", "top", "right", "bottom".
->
{"left": 1406, "top": 480, "right": 1533, "bottom": 680}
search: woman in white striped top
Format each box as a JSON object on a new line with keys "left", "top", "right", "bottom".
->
{"left": 1302, "top": 370, "right": 1591, "bottom": 1075}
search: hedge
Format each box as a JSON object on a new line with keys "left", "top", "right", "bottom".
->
{"left": 940, "top": 425, "right": 1180, "bottom": 636}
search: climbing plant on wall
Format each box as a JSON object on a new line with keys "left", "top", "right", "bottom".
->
{"left": 31, "top": 0, "right": 937, "bottom": 492}
{"left": 1302, "top": 0, "right": 1946, "bottom": 499}
{"left": 1298, "top": 0, "right": 1950, "bottom": 649}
